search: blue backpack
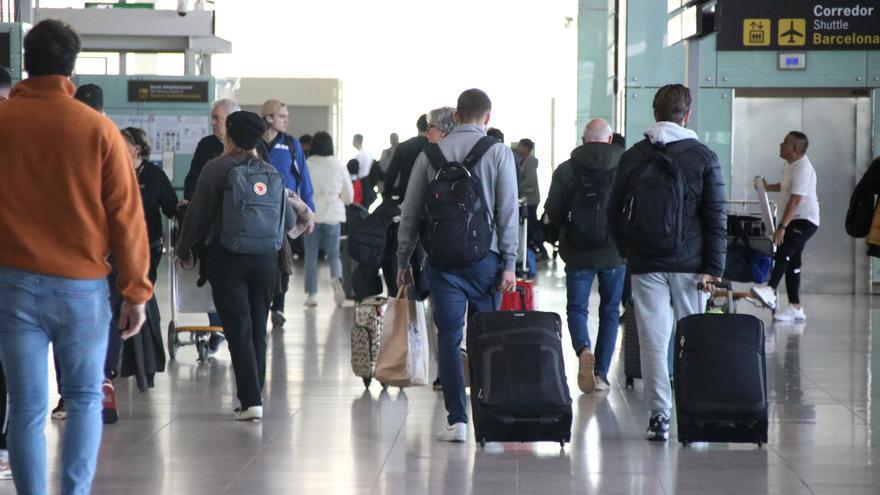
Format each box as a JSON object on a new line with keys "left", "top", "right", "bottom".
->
{"left": 219, "top": 158, "right": 287, "bottom": 254}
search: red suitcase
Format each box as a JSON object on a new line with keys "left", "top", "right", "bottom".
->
{"left": 500, "top": 280, "right": 537, "bottom": 311}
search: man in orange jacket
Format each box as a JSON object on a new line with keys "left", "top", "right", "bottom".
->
{"left": 0, "top": 20, "right": 150, "bottom": 494}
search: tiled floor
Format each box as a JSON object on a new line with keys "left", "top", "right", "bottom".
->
{"left": 2, "top": 260, "right": 879, "bottom": 494}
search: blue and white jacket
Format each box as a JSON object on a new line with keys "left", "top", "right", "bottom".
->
{"left": 262, "top": 133, "right": 315, "bottom": 211}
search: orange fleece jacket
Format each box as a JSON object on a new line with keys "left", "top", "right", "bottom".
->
{"left": 0, "top": 76, "right": 152, "bottom": 303}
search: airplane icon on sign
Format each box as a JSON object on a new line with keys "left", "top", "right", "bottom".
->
{"left": 780, "top": 21, "right": 803, "bottom": 44}
{"left": 778, "top": 19, "right": 806, "bottom": 46}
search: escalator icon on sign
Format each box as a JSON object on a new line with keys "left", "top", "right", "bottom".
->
{"left": 743, "top": 18, "right": 771, "bottom": 46}
{"left": 778, "top": 19, "right": 806, "bottom": 46}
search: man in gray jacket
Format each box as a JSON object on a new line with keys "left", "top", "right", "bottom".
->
{"left": 544, "top": 118, "right": 624, "bottom": 396}
{"left": 397, "top": 89, "right": 519, "bottom": 443}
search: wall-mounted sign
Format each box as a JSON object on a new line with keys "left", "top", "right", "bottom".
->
{"left": 127, "top": 80, "right": 209, "bottom": 103}
{"left": 778, "top": 52, "right": 807, "bottom": 70}
{"left": 718, "top": 0, "right": 880, "bottom": 50}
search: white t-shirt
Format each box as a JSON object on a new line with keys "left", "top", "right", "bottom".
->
{"left": 356, "top": 149, "right": 373, "bottom": 179}
{"left": 780, "top": 155, "right": 820, "bottom": 226}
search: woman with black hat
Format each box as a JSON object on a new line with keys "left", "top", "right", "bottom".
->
{"left": 176, "top": 111, "right": 297, "bottom": 421}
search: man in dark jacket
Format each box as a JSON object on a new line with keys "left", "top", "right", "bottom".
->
{"left": 544, "top": 118, "right": 624, "bottom": 396}
{"left": 383, "top": 114, "right": 428, "bottom": 201}
{"left": 607, "top": 84, "right": 726, "bottom": 442}
{"left": 183, "top": 98, "right": 240, "bottom": 201}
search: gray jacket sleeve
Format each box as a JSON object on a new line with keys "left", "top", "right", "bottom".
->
{"left": 494, "top": 146, "right": 520, "bottom": 272}
{"left": 176, "top": 160, "right": 225, "bottom": 261}
{"left": 396, "top": 152, "right": 429, "bottom": 269}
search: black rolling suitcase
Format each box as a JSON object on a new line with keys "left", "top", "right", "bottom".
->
{"left": 467, "top": 310, "right": 573, "bottom": 448}
{"left": 674, "top": 282, "right": 768, "bottom": 446}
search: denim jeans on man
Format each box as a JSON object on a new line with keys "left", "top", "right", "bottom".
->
{"left": 427, "top": 252, "right": 501, "bottom": 425}
{"left": 304, "top": 223, "right": 342, "bottom": 295}
{"left": 631, "top": 272, "right": 705, "bottom": 418}
{"left": 565, "top": 265, "right": 625, "bottom": 378}
{"left": 0, "top": 267, "right": 111, "bottom": 495}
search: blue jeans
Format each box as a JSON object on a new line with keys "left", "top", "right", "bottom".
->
{"left": 565, "top": 265, "right": 626, "bottom": 378}
{"left": 304, "top": 223, "right": 342, "bottom": 295}
{"left": 427, "top": 252, "right": 501, "bottom": 425}
{"left": 0, "top": 267, "right": 110, "bottom": 495}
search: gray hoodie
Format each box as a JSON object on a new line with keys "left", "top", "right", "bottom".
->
{"left": 397, "top": 124, "right": 520, "bottom": 272}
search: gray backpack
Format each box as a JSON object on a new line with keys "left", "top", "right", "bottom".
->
{"left": 219, "top": 158, "right": 286, "bottom": 254}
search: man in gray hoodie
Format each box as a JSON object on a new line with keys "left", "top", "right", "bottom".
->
{"left": 608, "top": 84, "right": 726, "bottom": 442}
{"left": 544, "top": 118, "right": 624, "bottom": 396}
{"left": 397, "top": 89, "right": 519, "bottom": 443}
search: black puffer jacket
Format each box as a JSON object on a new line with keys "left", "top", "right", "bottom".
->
{"left": 608, "top": 138, "right": 727, "bottom": 276}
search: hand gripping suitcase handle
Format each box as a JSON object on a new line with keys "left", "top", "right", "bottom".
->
{"left": 696, "top": 281, "right": 734, "bottom": 313}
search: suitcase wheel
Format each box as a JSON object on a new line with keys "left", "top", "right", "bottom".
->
{"left": 479, "top": 439, "right": 486, "bottom": 449}
{"left": 625, "top": 377, "right": 635, "bottom": 390}
{"left": 167, "top": 322, "right": 179, "bottom": 361}
{"left": 380, "top": 382, "right": 389, "bottom": 391}
{"left": 559, "top": 440, "right": 566, "bottom": 449}
{"left": 362, "top": 377, "right": 372, "bottom": 389}
{"left": 680, "top": 441, "right": 690, "bottom": 446}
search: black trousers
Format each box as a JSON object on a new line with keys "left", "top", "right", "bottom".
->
{"left": 207, "top": 245, "right": 277, "bottom": 408}
{"left": 768, "top": 219, "right": 818, "bottom": 305}
{"left": 271, "top": 237, "right": 296, "bottom": 313}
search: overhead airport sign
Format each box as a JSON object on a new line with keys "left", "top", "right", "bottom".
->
{"left": 128, "top": 80, "right": 209, "bottom": 103}
{"left": 717, "top": 1, "right": 880, "bottom": 50}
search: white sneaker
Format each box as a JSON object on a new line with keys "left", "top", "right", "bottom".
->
{"left": 331, "top": 278, "right": 346, "bottom": 307}
{"left": 594, "top": 374, "right": 611, "bottom": 391}
{"left": 774, "top": 306, "right": 806, "bottom": 321}
{"left": 750, "top": 286, "right": 777, "bottom": 310}
{"left": 436, "top": 422, "right": 468, "bottom": 442}
{"left": 0, "top": 450, "right": 11, "bottom": 480}
{"left": 234, "top": 406, "right": 263, "bottom": 421}
{"left": 303, "top": 294, "right": 317, "bottom": 307}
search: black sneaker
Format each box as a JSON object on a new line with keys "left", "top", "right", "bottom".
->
{"left": 647, "top": 413, "right": 670, "bottom": 442}
{"left": 432, "top": 378, "right": 442, "bottom": 391}
{"left": 51, "top": 398, "right": 66, "bottom": 420}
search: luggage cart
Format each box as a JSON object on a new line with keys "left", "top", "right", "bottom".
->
{"left": 713, "top": 199, "right": 777, "bottom": 312}
{"left": 167, "top": 217, "right": 223, "bottom": 362}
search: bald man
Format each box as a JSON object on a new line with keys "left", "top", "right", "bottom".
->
{"left": 544, "top": 118, "right": 625, "bottom": 394}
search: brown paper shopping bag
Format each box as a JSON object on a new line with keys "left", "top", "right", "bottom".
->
{"left": 374, "top": 289, "right": 429, "bottom": 387}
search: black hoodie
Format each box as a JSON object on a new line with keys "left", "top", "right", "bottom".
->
{"left": 544, "top": 143, "right": 625, "bottom": 270}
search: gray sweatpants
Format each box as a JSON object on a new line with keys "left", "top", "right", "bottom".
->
{"left": 631, "top": 272, "right": 706, "bottom": 417}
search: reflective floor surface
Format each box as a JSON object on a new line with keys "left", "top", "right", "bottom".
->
{"left": 1, "top": 260, "right": 878, "bottom": 494}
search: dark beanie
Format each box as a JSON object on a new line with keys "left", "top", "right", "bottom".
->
{"left": 226, "top": 111, "right": 266, "bottom": 150}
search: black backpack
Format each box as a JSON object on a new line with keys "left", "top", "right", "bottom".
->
{"left": 421, "top": 136, "right": 497, "bottom": 271}
{"left": 621, "top": 139, "right": 699, "bottom": 257}
{"left": 566, "top": 167, "right": 616, "bottom": 249}
{"left": 348, "top": 200, "right": 400, "bottom": 266}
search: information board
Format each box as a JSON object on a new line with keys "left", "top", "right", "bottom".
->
{"left": 128, "top": 80, "right": 209, "bottom": 103}
{"left": 717, "top": 0, "right": 880, "bottom": 50}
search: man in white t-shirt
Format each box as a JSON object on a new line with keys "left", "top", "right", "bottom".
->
{"left": 353, "top": 133, "right": 373, "bottom": 179}
{"left": 751, "top": 131, "right": 820, "bottom": 321}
